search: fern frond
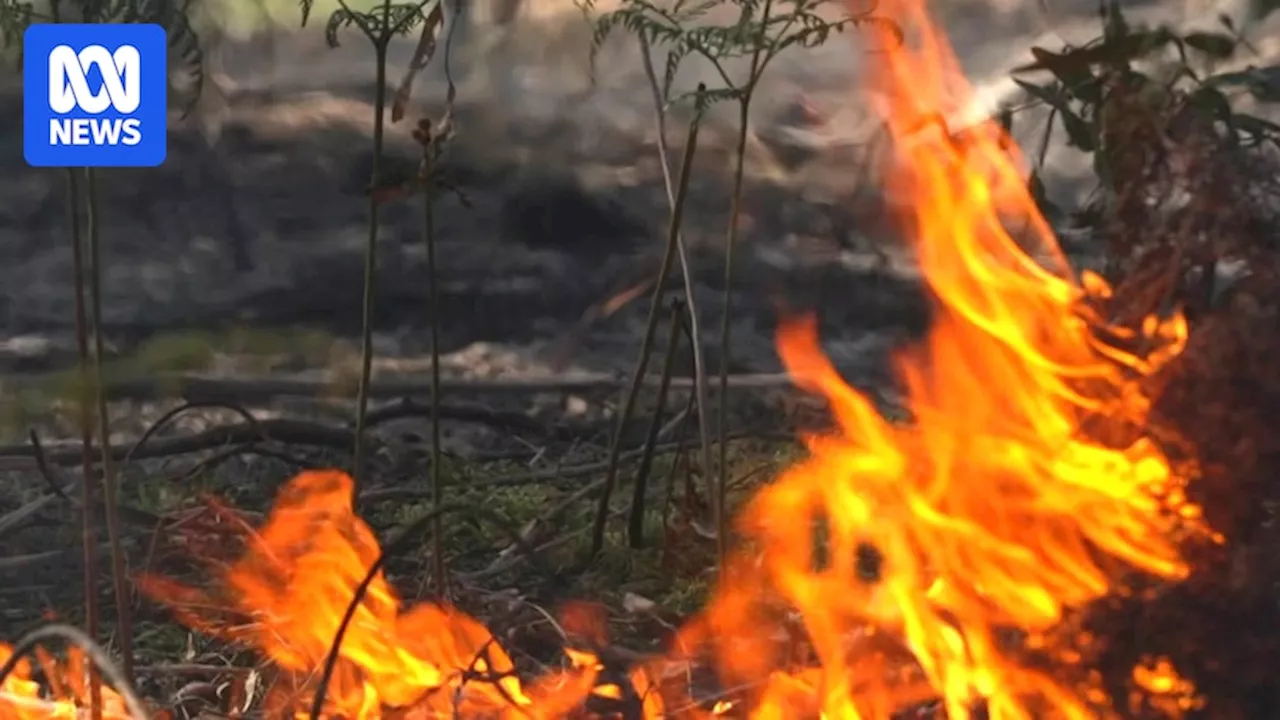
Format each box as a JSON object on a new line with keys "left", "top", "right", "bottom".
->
{"left": 79, "top": 0, "right": 208, "bottom": 116}
{"left": 0, "top": 0, "right": 33, "bottom": 55}
{"left": 378, "top": 2, "right": 431, "bottom": 36}
{"left": 326, "top": 7, "right": 365, "bottom": 46}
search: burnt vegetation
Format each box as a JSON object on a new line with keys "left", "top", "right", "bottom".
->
{"left": 1, "top": 0, "right": 1280, "bottom": 717}
{"left": 1011, "top": 5, "right": 1280, "bottom": 717}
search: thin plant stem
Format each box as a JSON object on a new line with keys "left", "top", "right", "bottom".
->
{"left": 716, "top": 105, "right": 749, "bottom": 566}
{"left": 66, "top": 166, "right": 103, "bottom": 720}
{"left": 423, "top": 178, "right": 446, "bottom": 597}
{"left": 635, "top": 33, "right": 716, "bottom": 555}
{"left": 85, "top": 168, "right": 134, "bottom": 685}
{"left": 716, "top": 0, "right": 775, "bottom": 567}
{"left": 590, "top": 98, "right": 705, "bottom": 559}
{"left": 1017, "top": 105, "right": 1058, "bottom": 252}
{"left": 351, "top": 34, "right": 392, "bottom": 498}
{"left": 627, "top": 298, "right": 684, "bottom": 548}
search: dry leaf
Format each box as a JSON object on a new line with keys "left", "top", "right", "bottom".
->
{"left": 391, "top": 1, "right": 445, "bottom": 123}
{"left": 622, "top": 592, "right": 656, "bottom": 615}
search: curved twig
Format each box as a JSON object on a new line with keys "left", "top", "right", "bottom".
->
{"left": 448, "top": 635, "right": 531, "bottom": 717}
{"left": 307, "top": 502, "right": 549, "bottom": 719}
{"left": 2, "top": 400, "right": 588, "bottom": 472}
{"left": 164, "top": 443, "right": 274, "bottom": 484}
{"left": 0, "top": 418, "right": 371, "bottom": 469}
{"left": 123, "top": 400, "right": 262, "bottom": 465}
{"left": 28, "top": 430, "right": 71, "bottom": 501}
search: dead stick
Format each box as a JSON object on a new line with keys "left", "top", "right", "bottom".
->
{"left": 24, "top": 368, "right": 851, "bottom": 403}
{"left": 0, "top": 418, "right": 356, "bottom": 470}
{"left": 0, "top": 402, "right": 588, "bottom": 470}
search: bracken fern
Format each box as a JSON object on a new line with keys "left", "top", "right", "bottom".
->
{"left": 578, "top": 0, "right": 897, "bottom": 564}
{"left": 293, "top": 0, "right": 442, "bottom": 498}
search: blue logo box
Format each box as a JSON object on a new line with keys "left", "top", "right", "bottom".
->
{"left": 24, "top": 23, "right": 168, "bottom": 168}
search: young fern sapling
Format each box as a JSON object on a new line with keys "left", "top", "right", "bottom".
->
{"left": 0, "top": 0, "right": 207, "bottom": 701}
{"left": 589, "top": 85, "right": 708, "bottom": 560}
{"left": 296, "top": 0, "right": 443, "bottom": 497}
{"left": 585, "top": 0, "right": 894, "bottom": 561}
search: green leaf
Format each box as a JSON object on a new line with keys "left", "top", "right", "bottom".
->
{"left": 325, "top": 8, "right": 364, "bottom": 46}
{"left": 1247, "top": 0, "right": 1280, "bottom": 23}
{"left": 1012, "top": 78, "right": 1099, "bottom": 150}
{"left": 1232, "top": 113, "right": 1280, "bottom": 142}
{"left": 1013, "top": 78, "right": 1067, "bottom": 109}
{"left": 1064, "top": 77, "right": 1103, "bottom": 106}
{"left": 1015, "top": 30, "right": 1176, "bottom": 80}
{"left": 996, "top": 106, "right": 1014, "bottom": 135}
{"left": 678, "top": 85, "right": 737, "bottom": 113}
{"left": 1027, "top": 171, "right": 1062, "bottom": 219}
{"left": 1101, "top": 0, "right": 1128, "bottom": 45}
{"left": 379, "top": 4, "right": 433, "bottom": 37}
{"left": 111, "top": 0, "right": 206, "bottom": 118}
{"left": 1207, "top": 64, "right": 1280, "bottom": 103}
{"left": 1059, "top": 107, "right": 1096, "bottom": 151}
{"left": 1183, "top": 31, "right": 1237, "bottom": 59}
{"left": 1188, "top": 85, "right": 1234, "bottom": 125}
{"left": 1016, "top": 46, "right": 1097, "bottom": 94}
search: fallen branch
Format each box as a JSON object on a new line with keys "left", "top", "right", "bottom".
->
{"left": 0, "top": 401, "right": 586, "bottom": 472}
{"left": 0, "top": 536, "right": 146, "bottom": 575}
{"left": 0, "top": 418, "right": 360, "bottom": 471}
{"left": 364, "top": 398, "right": 570, "bottom": 437}
{"left": 34, "top": 369, "right": 827, "bottom": 404}
{"left": 0, "top": 420, "right": 795, "bottom": 545}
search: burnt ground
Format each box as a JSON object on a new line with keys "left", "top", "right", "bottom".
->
{"left": 0, "top": 75, "right": 929, "bottom": 372}
{"left": 2, "top": 1, "right": 1280, "bottom": 716}
{"left": 0, "top": 18, "right": 936, "bottom": 714}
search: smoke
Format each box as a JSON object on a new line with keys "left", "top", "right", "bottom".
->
{"left": 141, "top": 0, "right": 1280, "bottom": 202}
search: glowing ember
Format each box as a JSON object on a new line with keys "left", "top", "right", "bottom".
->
{"left": 1, "top": 0, "right": 1211, "bottom": 716}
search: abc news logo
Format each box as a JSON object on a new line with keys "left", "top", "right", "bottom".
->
{"left": 48, "top": 43, "right": 144, "bottom": 147}
{"left": 23, "top": 24, "right": 168, "bottom": 168}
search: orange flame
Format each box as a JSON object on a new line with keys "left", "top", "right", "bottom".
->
{"left": 668, "top": 0, "right": 1203, "bottom": 715}
{"left": 0, "top": 645, "right": 131, "bottom": 719}
{"left": 3, "top": 0, "right": 1210, "bottom": 717}
{"left": 665, "top": 0, "right": 1204, "bottom": 715}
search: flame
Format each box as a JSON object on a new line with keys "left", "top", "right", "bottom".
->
{"left": 0, "top": 644, "right": 131, "bottom": 719}
{"left": 2, "top": 0, "right": 1210, "bottom": 717}
{"left": 668, "top": 0, "right": 1203, "bottom": 716}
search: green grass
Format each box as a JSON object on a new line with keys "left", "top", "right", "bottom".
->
{"left": 0, "top": 325, "right": 338, "bottom": 442}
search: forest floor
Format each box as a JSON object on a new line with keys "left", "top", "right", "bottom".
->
{"left": 3, "top": 0, "right": 1280, "bottom": 715}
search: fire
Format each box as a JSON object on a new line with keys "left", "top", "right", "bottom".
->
{"left": 0, "top": 644, "right": 131, "bottom": 719}
{"left": 666, "top": 0, "right": 1203, "bottom": 715}
{"left": 135, "top": 470, "right": 670, "bottom": 718}
{"left": 1, "top": 0, "right": 1209, "bottom": 717}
